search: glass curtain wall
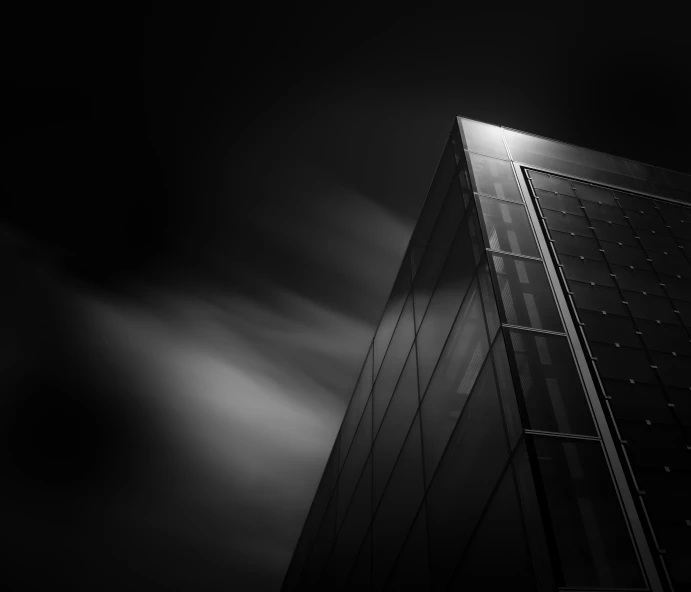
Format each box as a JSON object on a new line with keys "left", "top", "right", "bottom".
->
{"left": 526, "top": 168, "right": 691, "bottom": 592}
{"left": 283, "top": 117, "right": 691, "bottom": 592}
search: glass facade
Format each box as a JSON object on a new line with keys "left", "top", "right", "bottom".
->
{"left": 282, "top": 118, "right": 691, "bottom": 592}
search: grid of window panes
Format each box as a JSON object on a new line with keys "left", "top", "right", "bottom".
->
{"left": 462, "top": 118, "right": 649, "bottom": 591}
{"left": 527, "top": 169, "right": 691, "bottom": 591}
{"left": 283, "top": 127, "right": 536, "bottom": 591}
{"left": 281, "top": 118, "right": 678, "bottom": 592}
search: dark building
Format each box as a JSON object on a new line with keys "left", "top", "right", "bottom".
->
{"left": 281, "top": 118, "right": 691, "bottom": 592}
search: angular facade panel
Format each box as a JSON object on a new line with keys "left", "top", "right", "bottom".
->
{"left": 283, "top": 117, "right": 691, "bottom": 592}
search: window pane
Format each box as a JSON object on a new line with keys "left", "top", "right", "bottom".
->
{"left": 509, "top": 329, "right": 596, "bottom": 435}
{"left": 581, "top": 200, "right": 628, "bottom": 226}
{"left": 615, "top": 191, "right": 658, "bottom": 215}
{"left": 590, "top": 218, "right": 639, "bottom": 248}
{"left": 590, "top": 343, "right": 657, "bottom": 383}
{"left": 373, "top": 416, "right": 425, "bottom": 590}
{"left": 451, "top": 124, "right": 464, "bottom": 165}
{"left": 636, "top": 229, "right": 678, "bottom": 253}
{"left": 513, "top": 441, "right": 558, "bottom": 592}
{"left": 416, "top": 223, "right": 478, "bottom": 393}
{"left": 469, "top": 152, "right": 522, "bottom": 203}
{"left": 461, "top": 118, "right": 508, "bottom": 160}
{"left": 426, "top": 358, "right": 509, "bottom": 589}
{"left": 623, "top": 290, "right": 679, "bottom": 324}
{"left": 341, "top": 346, "right": 373, "bottom": 469}
{"left": 529, "top": 171, "right": 576, "bottom": 196}
{"left": 611, "top": 264, "right": 664, "bottom": 295}
{"left": 636, "top": 318, "right": 691, "bottom": 355}
{"left": 573, "top": 181, "right": 617, "bottom": 206}
{"left": 492, "top": 333, "right": 523, "bottom": 449}
{"left": 667, "top": 387, "right": 691, "bottom": 427}
{"left": 660, "top": 275, "right": 691, "bottom": 300}
{"left": 647, "top": 250, "right": 691, "bottom": 278}
{"left": 532, "top": 436, "right": 645, "bottom": 588}
{"left": 542, "top": 209, "right": 595, "bottom": 238}
{"left": 413, "top": 245, "right": 451, "bottom": 333}
{"left": 618, "top": 422, "right": 689, "bottom": 471}
{"left": 448, "top": 466, "right": 535, "bottom": 591}
{"left": 667, "top": 218, "right": 691, "bottom": 240}
{"left": 478, "top": 256, "right": 501, "bottom": 339}
{"left": 625, "top": 210, "right": 670, "bottom": 234}
{"left": 534, "top": 188, "right": 582, "bottom": 215}
{"left": 492, "top": 253, "right": 563, "bottom": 332}
{"left": 373, "top": 345, "right": 419, "bottom": 505}
{"left": 413, "top": 212, "right": 475, "bottom": 332}
{"left": 373, "top": 257, "right": 411, "bottom": 380}
{"left": 651, "top": 352, "right": 691, "bottom": 388}
{"left": 373, "top": 296, "right": 415, "bottom": 437}
{"left": 675, "top": 299, "right": 691, "bottom": 327}
{"left": 570, "top": 282, "right": 627, "bottom": 316}
{"left": 410, "top": 138, "right": 456, "bottom": 247}
{"left": 559, "top": 254, "right": 615, "bottom": 287}
{"left": 550, "top": 230, "right": 603, "bottom": 261}
{"left": 657, "top": 200, "right": 688, "bottom": 225}
{"left": 383, "top": 505, "right": 430, "bottom": 591}
{"left": 600, "top": 241, "right": 652, "bottom": 271}
{"left": 478, "top": 194, "right": 539, "bottom": 257}
{"left": 603, "top": 379, "right": 675, "bottom": 426}
{"left": 421, "top": 283, "right": 491, "bottom": 480}
{"left": 578, "top": 309, "right": 641, "bottom": 348}
{"left": 346, "top": 530, "right": 371, "bottom": 591}
{"left": 339, "top": 396, "right": 372, "bottom": 526}
{"left": 428, "top": 174, "right": 466, "bottom": 252}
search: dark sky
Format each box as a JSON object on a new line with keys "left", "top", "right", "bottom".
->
{"left": 2, "top": 3, "right": 690, "bottom": 591}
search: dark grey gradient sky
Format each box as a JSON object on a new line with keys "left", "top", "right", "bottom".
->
{"left": 2, "top": 2, "right": 690, "bottom": 591}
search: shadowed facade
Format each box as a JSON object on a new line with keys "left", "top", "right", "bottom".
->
{"left": 282, "top": 118, "right": 691, "bottom": 592}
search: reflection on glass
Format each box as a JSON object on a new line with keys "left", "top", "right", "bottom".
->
{"left": 478, "top": 194, "right": 539, "bottom": 257}
{"left": 417, "top": 222, "right": 478, "bottom": 392}
{"left": 491, "top": 333, "right": 523, "bottom": 449}
{"left": 384, "top": 504, "right": 430, "bottom": 590}
{"left": 534, "top": 188, "right": 581, "bottom": 215}
{"left": 410, "top": 138, "right": 456, "bottom": 247}
{"left": 478, "top": 256, "right": 500, "bottom": 339}
{"left": 461, "top": 118, "right": 508, "bottom": 160}
{"left": 469, "top": 152, "right": 522, "bottom": 203}
{"left": 508, "top": 329, "right": 596, "bottom": 435}
{"left": 426, "top": 357, "right": 509, "bottom": 588}
{"left": 373, "top": 257, "right": 411, "bottom": 381}
{"left": 508, "top": 132, "right": 658, "bottom": 197}
{"left": 532, "top": 436, "right": 645, "bottom": 588}
{"left": 492, "top": 253, "right": 563, "bottom": 332}
{"left": 372, "top": 416, "right": 425, "bottom": 590}
{"left": 572, "top": 182, "right": 617, "bottom": 206}
{"left": 448, "top": 466, "right": 534, "bottom": 591}
{"left": 542, "top": 209, "right": 595, "bottom": 238}
{"left": 530, "top": 171, "right": 575, "bottom": 196}
{"left": 420, "top": 281, "right": 490, "bottom": 481}
{"left": 373, "top": 345, "right": 419, "bottom": 505}
{"left": 373, "top": 296, "right": 415, "bottom": 436}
